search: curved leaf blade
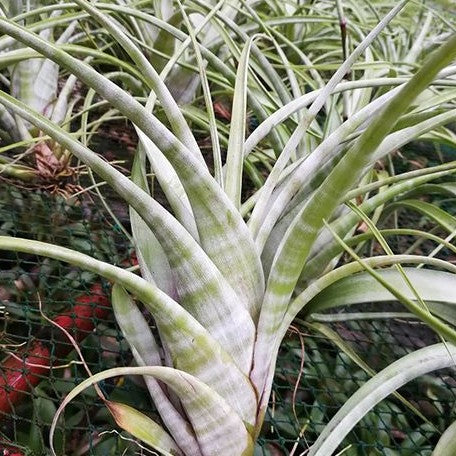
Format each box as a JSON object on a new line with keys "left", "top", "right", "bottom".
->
{"left": 0, "top": 89, "right": 256, "bottom": 376}
{"left": 0, "top": 236, "right": 258, "bottom": 426}
{"left": 0, "top": 15, "right": 265, "bottom": 320}
{"left": 112, "top": 284, "right": 202, "bottom": 456}
{"left": 432, "top": 420, "right": 456, "bottom": 456}
{"left": 106, "top": 401, "right": 183, "bottom": 456}
{"left": 51, "top": 366, "right": 254, "bottom": 456}
{"left": 308, "top": 343, "right": 456, "bottom": 456}
{"left": 224, "top": 36, "right": 255, "bottom": 208}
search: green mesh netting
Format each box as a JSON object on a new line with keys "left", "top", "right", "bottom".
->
{"left": 0, "top": 186, "right": 454, "bottom": 456}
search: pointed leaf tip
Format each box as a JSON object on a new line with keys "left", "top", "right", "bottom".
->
{"left": 106, "top": 400, "right": 183, "bottom": 456}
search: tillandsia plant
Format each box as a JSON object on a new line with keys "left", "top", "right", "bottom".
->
{"left": 0, "top": 0, "right": 455, "bottom": 455}
{"left": 0, "top": 0, "right": 81, "bottom": 184}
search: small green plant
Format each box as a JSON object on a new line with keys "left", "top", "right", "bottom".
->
{"left": 0, "top": 1, "right": 455, "bottom": 455}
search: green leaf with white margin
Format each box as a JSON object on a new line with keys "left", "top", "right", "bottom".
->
{"left": 0, "top": 90, "right": 256, "bottom": 376}
{"left": 308, "top": 343, "right": 456, "bottom": 456}
{"left": 112, "top": 284, "right": 202, "bottom": 456}
{"left": 0, "top": 15, "right": 265, "bottom": 320}
{"left": 224, "top": 35, "right": 256, "bottom": 209}
{"left": 0, "top": 236, "right": 258, "bottom": 427}
{"left": 305, "top": 268, "right": 456, "bottom": 326}
{"left": 50, "top": 366, "right": 255, "bottom": 456}
{"left": 106, "top": 401, "right": 183, "bottom": 456}
{"left": 432, "top": 420, "right": 456, "bottom": 456}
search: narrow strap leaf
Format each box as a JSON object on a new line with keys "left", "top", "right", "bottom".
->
{"left": 306, "top": 320, "right": 434, "bottom": 428}
{"left": 308, "top": 343, "right": 456, "bottom": 456}
{"left": 224, "top": 35, "right": 256, "bottom": 208}
{"left": 432, "top": 421, "right": 456, "bottom": 456}
{"left": 0, "top": 89, "right": 256, "bottom": 374}
{"left": 0, "top": 236, "right": 258, "bottom": 427}
{"left": 306, "top": 268, "right": 456, "bottom": 324}
{"left": 73, "top": 0, "right": 203, "bottom": 161}
{"left": 176, "top": 0, "right": 224, "bottom": 186}
{"left": 253, "top": 33, "right": 456, "bottom": 397}
{"left": 255, "top": 253, "right": 456, "bottom": 418}
{"left": 387, "top": 199, "right": 456, "bottom": 233}
{"left": 130, "top": 146, "right": 178, "bottom": 297}
{"left": 299, "top": 169, "right": 456, "bottom": 287}
{"left": 253, "top": 88, "right": 401, "bottom": 253}
{"left": 248, "top": 1, "right": 409, "bottom": 244}
{"left": 191, "top": 0, "right": 292, "bottom": 106}
{"left": 135, "top": 131, "right": 200, "bottom": 240}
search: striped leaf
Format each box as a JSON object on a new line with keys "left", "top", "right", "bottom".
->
{"left": 306, "top": 268, "right": 456, "bottom": 325}
{"left": 247, "top": 1, "right": 408, "bottom": 245}
{"left": 0, "top": 89, "right": 256, "bottom": 375}
{"left": 73, "top": 0, "right": 203, "bottom": 159}
{"left": 50, "top": 366, "right": 254, "bottom": 456}
{"left": 253, "top": 33, "right": 456, "bottom": 400}
{"left": 112, "top": 284, "right": 202, "bottom": 455}
{"left": 130, "top": 145, "right": 177, "bottom": 297}
{"left": 0, "top": 15, "right": 265, "bottom": 320}
{"left": 0, "top": 236, "right": 258, "bottom": 428}
{"left": 224, "top": 36, "right": 255, "bottom": 208}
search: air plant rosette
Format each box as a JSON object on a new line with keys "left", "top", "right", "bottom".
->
{"left": 0, "top": 1, "right": 454, "bottom": 455}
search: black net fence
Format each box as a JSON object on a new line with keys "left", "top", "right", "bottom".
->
{"left": 0, "top": 184, "right": 454, "bottom": 456}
